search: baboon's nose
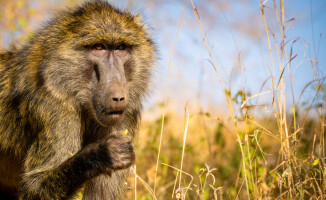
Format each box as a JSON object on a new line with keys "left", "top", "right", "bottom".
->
{"left": 111, "top": 88, "right": 125, "bottom": 103}
{"left": 112, "top": 96, "right": 125, "bottom": 102}
{"left": 108, "top": 85, "right": 127, "bottom": 109}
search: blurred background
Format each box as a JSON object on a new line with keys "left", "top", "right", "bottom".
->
{"left": 1, "top": 0, "right": 325, "bottom": 199}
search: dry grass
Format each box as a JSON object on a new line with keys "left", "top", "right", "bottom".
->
{"left": 125, "top": 0, "right": 326, "bottom": 199}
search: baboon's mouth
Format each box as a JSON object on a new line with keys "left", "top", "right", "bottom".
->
{"left": 101, "top": 109, "right": 124, "bottom": 116}
{"left": 95, "top": 106, "right": 126, "bottom": 126}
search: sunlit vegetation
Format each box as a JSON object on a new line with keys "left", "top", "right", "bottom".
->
{"left": 1, "top": 0, "right": 325, "bottom": 199}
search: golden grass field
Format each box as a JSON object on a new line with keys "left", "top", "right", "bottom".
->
{"left": 1, "top": 0, "right": 325, "bottom": 199}
{"left": 124, "top": 1, "right": 326, "bottom": 199}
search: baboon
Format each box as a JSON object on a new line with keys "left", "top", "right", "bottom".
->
{"left": 0, "top": 1, "right": 155, "bottom": 199}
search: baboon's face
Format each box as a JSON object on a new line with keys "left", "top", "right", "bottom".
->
{"left": 86, "top": 42, "right": 131, "bottom": 126}
{"left": 43, "top": 4, "right": 155, "bottom": 127}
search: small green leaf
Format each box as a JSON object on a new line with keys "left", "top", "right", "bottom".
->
{"left": 18, "top": 18, "right": 28, "bottom": 27}
{"left": 313, "top": 159, "right": 319, "bottom": 166}
{"left": 123, "top": 129, "right": 128, "bottom": 136}
{"left": 28, "top": 9, "right": 36, "bottom": 15}
{"left": 17, "top": 0, "right": 25, "bottom": 8}
{"left": 224, "top": 89, "right": 231, "bottom": 97}
{"left": 189, "top": 114, "right": 193, "bottom": 120}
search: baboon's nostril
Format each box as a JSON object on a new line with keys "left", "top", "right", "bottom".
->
{"left": 112, "top": 96, "right": 125, "bottom": 102}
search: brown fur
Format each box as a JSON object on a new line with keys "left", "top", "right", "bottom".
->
{"left": 0, "top": 1, "right": 155, "bottom": 199}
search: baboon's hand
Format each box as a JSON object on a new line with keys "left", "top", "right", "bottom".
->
{"left": 100, "top": 132, "right": 135, "bottom": 171}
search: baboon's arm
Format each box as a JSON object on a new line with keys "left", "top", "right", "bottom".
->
{"left": 20, "top": 100, "right": 85, "bottom": 199}
{"left": 20, "top": 97, "right": 134, "bottom": 199}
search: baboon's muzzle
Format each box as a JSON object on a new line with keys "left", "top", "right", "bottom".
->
{"left": 90, "top": 47, "right": 130, "bottom": 126}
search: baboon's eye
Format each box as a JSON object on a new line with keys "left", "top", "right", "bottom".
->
{"left": 116, "top": 43, "right": 127, "bottom": 50}
{"left": 91, "top": 43, "right": 107, "bottom": 57}
{"left": 93, "top": 43, "right": 105, "bottom": 50}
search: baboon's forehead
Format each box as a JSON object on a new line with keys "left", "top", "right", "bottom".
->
{"left": 66, "top": 2, "right": 146, "bottom": 46}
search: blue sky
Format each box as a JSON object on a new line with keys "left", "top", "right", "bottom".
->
{"left": 2, "top": 0, "right": 326, "bottom": 114}
{"left": 125, "top": 0, "right": 326, "bottom": 113}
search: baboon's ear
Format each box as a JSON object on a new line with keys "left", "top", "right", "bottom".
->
{"left": 134, "top": 14, "right": 145, "bottom": 27}
{"left": 134, "top": 14, "right": 150, "bottom": 32}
